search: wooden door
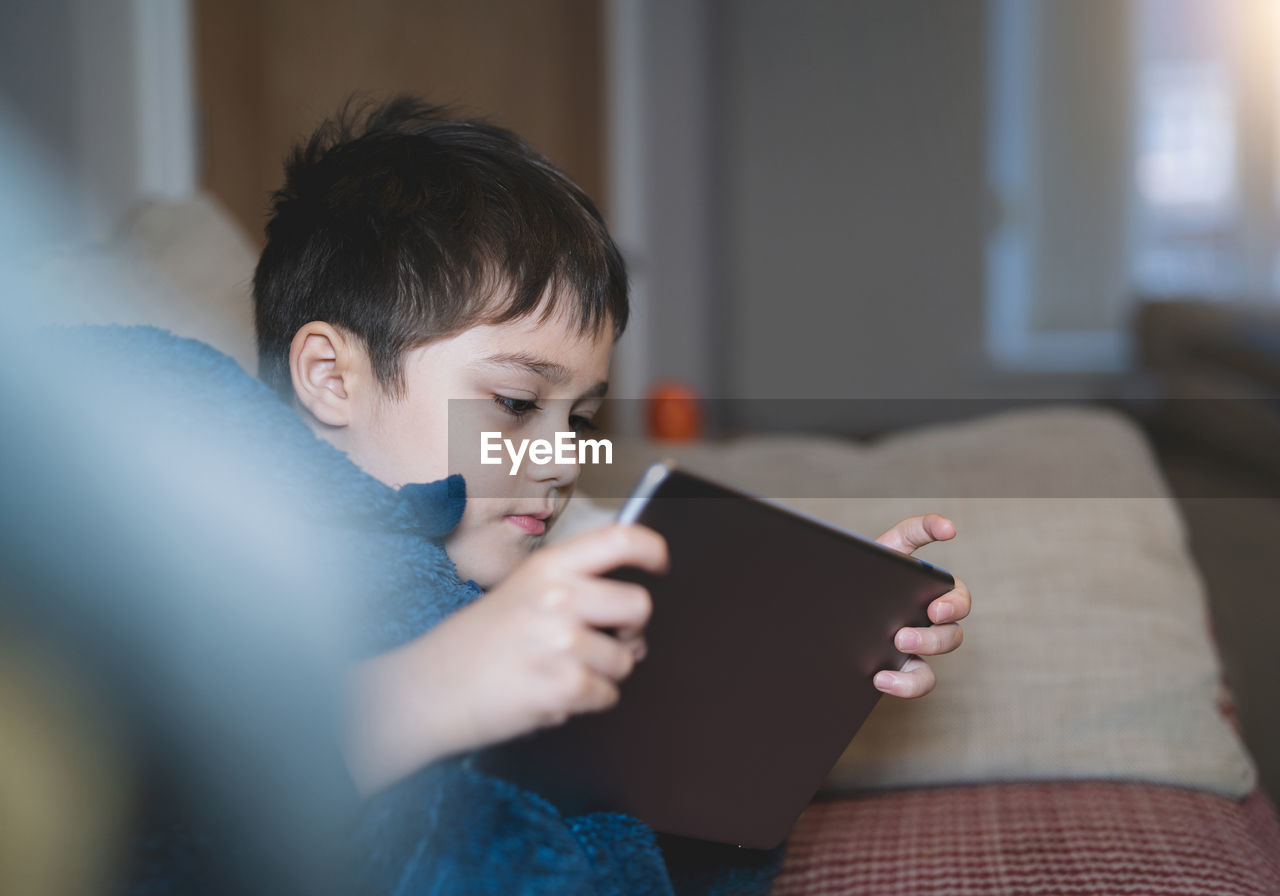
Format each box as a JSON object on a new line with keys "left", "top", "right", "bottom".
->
{"left": 194, "top": 0, "right": 605, "bottom": 245}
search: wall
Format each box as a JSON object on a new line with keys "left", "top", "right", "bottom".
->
{"left": 0, "top": 0, "right": 194, "bottom": 245}
{"left": 194, "top": 0, "right": 605, "bottom": 245}
{"left": 717, "top": 0, "right": 988, "bottom": 410}
{"left": 625, "top": 0, "right": 1126, "bottom": 432}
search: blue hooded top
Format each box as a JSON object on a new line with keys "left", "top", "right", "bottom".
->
{"left": 61, "top": 326, "right": 783, "bottom": 896}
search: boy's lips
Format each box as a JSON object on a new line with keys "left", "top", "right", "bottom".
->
{"left": 505, "top": 510, "right": 551, "bottom": 536}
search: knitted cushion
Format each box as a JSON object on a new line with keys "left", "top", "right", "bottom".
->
{"left": 772, "top": 782, "right": 1280, "bottom": 896}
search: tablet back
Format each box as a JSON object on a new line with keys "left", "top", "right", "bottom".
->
{"left": 476, "top": 463, "right": 954, "bottom": 849}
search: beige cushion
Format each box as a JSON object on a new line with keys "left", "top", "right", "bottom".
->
{"left": 556, "top": 407, "right": 1257, "bottom": 798}
{"left": 33, "top": 193, "right": 260, "bottom": 372}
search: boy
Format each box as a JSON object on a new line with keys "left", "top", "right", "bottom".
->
{"left": 250, "top": 96, "right": 970, "bottom": 893}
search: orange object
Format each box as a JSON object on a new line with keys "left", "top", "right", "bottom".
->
{"left": 646, "top": 381, "right": 703, "bottom": 441}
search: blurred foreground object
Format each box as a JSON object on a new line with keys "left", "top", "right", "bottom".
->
{"left": 0, "top": 325, "right": 363, "bottom": 896}
{"left": 2, "top": 113, "right": 358, "bottom": 893}
{"left": 0, "top": 628, "right": 131, "bottom": 896}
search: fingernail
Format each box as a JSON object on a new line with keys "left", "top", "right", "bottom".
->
{"left": 874, "top": 672, "right": 897, "bottom": 691}
{"left": 897, "top": 629, "right": 922, "bottom": 651}
{"left": 934, "top": 602, "right": 953, "bottom": 622}
{"left": 634, "top": 641, "right": 648, "bottom": 662}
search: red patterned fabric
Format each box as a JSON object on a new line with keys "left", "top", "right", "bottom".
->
{"left": 773, "top": 782, "right": 1280, "bottom": 895}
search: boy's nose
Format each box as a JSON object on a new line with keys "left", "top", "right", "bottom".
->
{"left": 528, "top": 441, "right": 581, "bottom": 487}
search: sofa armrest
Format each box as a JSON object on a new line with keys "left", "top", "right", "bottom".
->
{"left": 1131, "top": 297, "right": 1280, "bottom": 807}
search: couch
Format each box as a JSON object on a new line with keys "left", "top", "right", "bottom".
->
{"left": 38, "top": 195, "right": 1280, "bottom": 894}
{"left": 567, "top": 411, "right": 1280, "bottom": 894}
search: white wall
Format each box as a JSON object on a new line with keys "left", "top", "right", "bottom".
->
{"left": 607, "top": 0, "right": 721, "bottom": 419}
{"left": 718, "top": 0, "right": 988, "bottom": 406}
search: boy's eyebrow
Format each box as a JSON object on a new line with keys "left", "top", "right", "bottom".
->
{"left": 478, "top": 351, "right": 571, "bottom": 382}
{"left": 477, "top": 351, "right": 609, "bottom": 397}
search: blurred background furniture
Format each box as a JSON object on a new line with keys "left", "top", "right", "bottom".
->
{"left": 1127, "top": 299, "right": 1280, "bottom": 808}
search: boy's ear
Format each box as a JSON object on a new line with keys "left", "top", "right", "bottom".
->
{"left": 289, "top": 322, "right": 362, "bottom": 427}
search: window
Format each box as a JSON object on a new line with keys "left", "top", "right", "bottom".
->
{"left": 987, "top": 0, "right": 1280, "bottom": 371}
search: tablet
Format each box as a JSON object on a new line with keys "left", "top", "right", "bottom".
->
{"left": 476, "top": 461, "right": 955, "bottom": 849}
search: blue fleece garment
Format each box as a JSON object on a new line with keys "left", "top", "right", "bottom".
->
{"left": 70, "top": 326, "right": 783, "bottom": 896}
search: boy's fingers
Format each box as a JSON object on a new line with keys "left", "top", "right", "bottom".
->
{"left": 873, "top": 657, "right": 936, "bottom": 698}
{"left": 930, "top": 578, "right": 971, "bottom": 623}
{"left": 569, "top": 579, "right": 653, "bottom": 636}
{"left": 875, "top": 514, "right": 955, "bottom": 556}
{"left": 573, "top": 672, "right": 621, "bottom": 715}
{"left": 895, "top": 623, "right": 963, "bottom": 656}
{"left": 621, "top": 634, "right": 648, "bottom": 663}
{"left": 555, "top": 524, "right": 669, "bottom": 577}
{"left": 573, "top": 628, "right": 640, "bottom": 683}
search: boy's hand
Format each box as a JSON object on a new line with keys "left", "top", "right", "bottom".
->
{"left": 344, "top": 524, "right": 667, "bottom": 795}
{"left": 871, "top": 513, "right": 970, "bottom": 700}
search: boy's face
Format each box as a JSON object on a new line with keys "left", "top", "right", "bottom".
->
{"left": 336, "top": 299, "right": 613, "bottom": 589}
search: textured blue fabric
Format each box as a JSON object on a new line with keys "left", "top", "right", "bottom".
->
{"left": 67, "top": 326, "right": 784, "bottom": 895}
{"left": 399, "top": 477, "right": 468, "bottom": 538}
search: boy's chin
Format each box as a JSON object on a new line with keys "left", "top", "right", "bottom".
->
{"left": 446, "top": 532, "right": 537, "bottom": 590}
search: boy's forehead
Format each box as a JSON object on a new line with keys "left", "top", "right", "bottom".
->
{"left": 449, "top": 309, "right": 614, "bottom": 383}
{"left": 490, "top": 293, "right": 612, "bottom": 346}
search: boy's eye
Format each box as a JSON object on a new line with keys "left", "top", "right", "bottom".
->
{"left": 494, "top": 395, "right": 542, "bottom": 418}
{"left": 569, "top": 415, "right": 600, "bottom": 434}
{"left": 494, "top": 396, "right": 598, "bottom": 434}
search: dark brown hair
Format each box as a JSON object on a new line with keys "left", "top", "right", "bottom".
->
{"left": 253, "top": 96, "right": 628, "bottom": 400}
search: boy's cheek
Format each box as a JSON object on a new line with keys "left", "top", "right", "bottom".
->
{"left": 444, "top": 520, "right": 536, "bottom": 590}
